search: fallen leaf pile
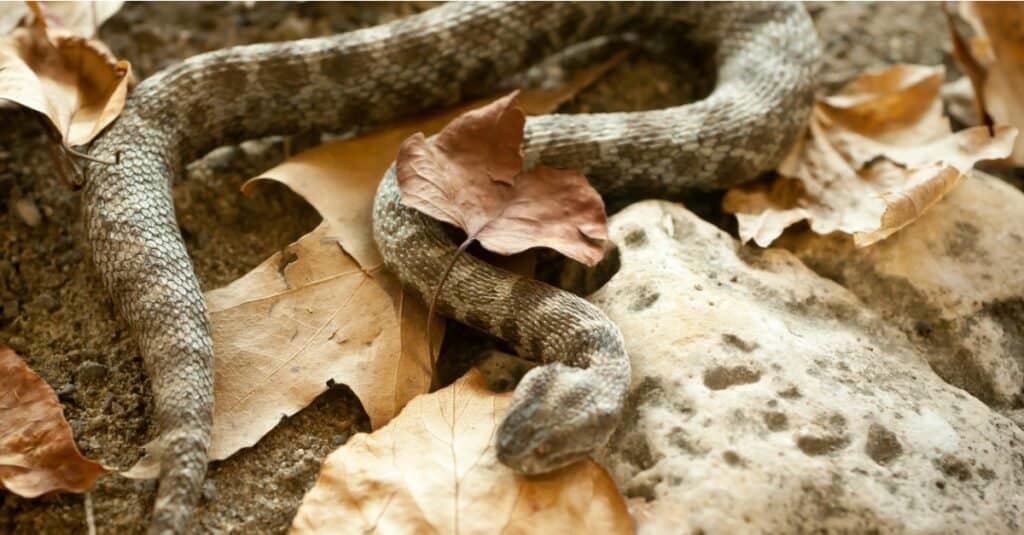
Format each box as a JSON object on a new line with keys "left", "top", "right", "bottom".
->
{"left": 723, "top": 64, "right": 1016, "bottom": 247}
{"left": 0, "top": 0, "right": 128, "bottom": 145}
{"left": 0, "top": 345, "right": 107, "bottom": 496}
{"left": 396, "top": 91, "right": 608, "bottom": 266}
{"left": 290, "top": 369, "right": 632, "bottom": 535}
{"left": 949, "top": 2, "right": 1024, "bottom": 165}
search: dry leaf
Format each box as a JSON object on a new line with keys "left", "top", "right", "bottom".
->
{"left": 0, "top": 345, "right": 107, "bottom": 497}
{"left": 0, "top": 1, "right": 130, "bottom": 145}
{"left": 723, "top": 64, "right": 1017, "bottom": 247}
{"left": 956, "top": 2, "right": 1024, "bottom": 165}
{"left": 201, "top": 224, "right": 437, "bottom": 461}
{"left": 397, "top": 92, "right": 607, "bottom": 265}
{"left": 290, "top": 369, "right": 632, "bottom": 535}
{"left": 245, "top": 53, "right": 626, "bottom": 271}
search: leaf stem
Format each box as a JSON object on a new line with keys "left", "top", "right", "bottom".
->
{"left": 427, "top": 235, "right": 475, "bottom": 390}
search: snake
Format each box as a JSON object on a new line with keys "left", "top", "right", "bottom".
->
{"left": 83, "top": 2, "right": 819, "bottom": 533}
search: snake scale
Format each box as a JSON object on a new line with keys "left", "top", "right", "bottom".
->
{"left": 84, "top": 2, "right": 819, "bottom": 533}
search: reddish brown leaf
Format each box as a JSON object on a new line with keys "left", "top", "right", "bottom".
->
{"left": 396, "top": 92, "right": 607, "bottom": 266}
{"left": 0, "top": 345, "right": 107, "bottom": 497}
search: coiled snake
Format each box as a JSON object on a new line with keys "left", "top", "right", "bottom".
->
{"left": 84, "top": 3, "right": 820, "bottom": 532}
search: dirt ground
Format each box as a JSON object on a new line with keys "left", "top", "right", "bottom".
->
{"left": 0, "top": 3, "right": 954, "bottom": 533}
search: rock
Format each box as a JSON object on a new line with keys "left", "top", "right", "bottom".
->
{"left": 586, "top": 200, "right": 1024, "bottom": 534}
{"left": 12, "top": 197, "right": 41, "bottom": 227}
{"left": 779, "top": 172, "right": 1024, "bottom": 407}
{"left": 32, "top": 292, "right": 59, "bottom": 313}
{"left": 76, "top": 361, "right": 109, "bottom": 385}
{"left": 57, "top": 383, "right": 76, "bottom": 403}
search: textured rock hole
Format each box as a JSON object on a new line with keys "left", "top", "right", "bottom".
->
{"left": 934, "top": 454, "right": 973, "bottom": 481}
{"left": 667, "top": 426, "right": 699, "bottom": 454}
{"left": 763, "top": 411, "right": 788, "bottom": 431}
{"left": 627, "top": 284, "right": 660, "bottom": 311}
{"left": 778, "top": 385, "right": 802, "bottom": 399}
{"left": 619, "top": 431, "right": 658, "bottom": 472}
{"left": 703, "top": 365, "right": 761, "bottom": 390}
{"left": 722, "top": 450, "right": 745, "bottom": 467}
{"left": 721, "top": 333, "right": 758, "bottom": 352}
{"left": 865, "top": 423, "right": 903, "bottom": 465}
{"left": 796, "top": 434, "right": 850, "bottom": 456}
{"left": 622, "top": 227, "right": 648, "bottom": 248}
{"left": 978, "top": 467, "right": 996, "bottom": 480}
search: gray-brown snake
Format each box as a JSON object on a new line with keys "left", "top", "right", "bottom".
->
{"left": 84, "top": 3, "right": 820, "bottom": 532}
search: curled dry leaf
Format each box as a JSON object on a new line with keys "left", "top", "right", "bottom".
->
{"left": 290, "top": 369, "right": 632, "bottom": 535}
{"left": 397, "top": 92, "right": 608, "bottom": 266}
{"left": 0, "top": 1, "right": 130, "bottom": 145}
{"left": 954, "top": 2, "right": 1024, "bottom": 165}
{"left": 0, "top": 345, "right": 107, "bottom": 497}
{"left": 724, "top": 64, "right": 1016, "bottom": 247}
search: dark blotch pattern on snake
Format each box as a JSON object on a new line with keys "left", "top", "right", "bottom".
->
{"left": 84, "top": 3, "right": 820, "bottom": 533}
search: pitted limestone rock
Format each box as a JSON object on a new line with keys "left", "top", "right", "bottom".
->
{"left": 780, "top": 172, "right": 1024, "bottom": 409}
{"left": 588, "top": 200, "right": 1024, "bottom": 534}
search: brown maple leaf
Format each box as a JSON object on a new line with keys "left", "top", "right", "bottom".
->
{"left": 396, "top": 91, "right": 607, "bottom": 266}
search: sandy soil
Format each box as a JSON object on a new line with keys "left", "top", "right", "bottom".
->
{"left": 0, "top": 3, "right": 954, "bottom": 533}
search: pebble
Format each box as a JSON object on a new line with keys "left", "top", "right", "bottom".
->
{"left": 33, "top": 292, "right": 59, "bottom": 312}
{"left": 57, "top": 383, "right": 76, "bottom": 402}
{"left": 12, "top": 197, "right": 42, "bottom": 227}
{"left": 203, "top": 480, "right": 218, "bottom": 501}
{"left": 76, "top": 360, "right": 109, "bottom": 384}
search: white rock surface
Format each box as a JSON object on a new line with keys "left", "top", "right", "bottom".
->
{"left": 780, "top": 172, "right": 1024, "bottom": 407}
{"left": 589, "top": 200, "right": 1024, "bottom": 534}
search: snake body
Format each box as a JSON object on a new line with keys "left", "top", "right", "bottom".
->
{"left": 84, "top": 3, "right": 819, "bottom": 533}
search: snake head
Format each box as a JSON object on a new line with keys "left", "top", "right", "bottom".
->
{"left": 496, "top": 362, "right": 624, "bottom": 475}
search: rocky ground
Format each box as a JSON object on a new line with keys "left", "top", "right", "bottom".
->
{"left": 4, "top": 2, "right": 1012, "bottom": 534}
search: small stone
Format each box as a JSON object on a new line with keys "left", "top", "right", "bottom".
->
{"left": 76, "top": 361, "right": 109, "bottom": 384}
{"left": 202, "top": 480, "right": 218, "bottom": 501}
{"left": 202, "top": 145, "right": 240, "bottom": 170}
{"left": 57, "top": 383, "right": 76, "bottom": 402}
{"left": 33, "top": 292, "right": 59, "bottom": 312}
{"left": 12, "top": 197, "right": 42, "bottom": 227}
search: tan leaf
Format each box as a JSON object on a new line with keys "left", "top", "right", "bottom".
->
{"left": 289, "top": 369, "right": 632, "bottom": 535}
{"left": 200, "top": 224, "right": 437, "bottom": 461}
{"left": 724, "top": 64, "right": 1017, "bottom": 247}
{"left": 0, "top": 345, "right": 108, "bottom": 497}
{"left": 957, "top": 2, "right": 1024, "bottom": 165}
{"left": 0, "top": 1, "right": 130, "bottom": 145}
{"left": 397, "top": 92, "right": 607, "bottom": 265}
{"left": 245, "top": 53, "right": 625, "bottom": 271}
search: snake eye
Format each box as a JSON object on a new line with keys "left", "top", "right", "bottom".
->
{"left": 533, "top": 442, "right": 551, "bottom": 457}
